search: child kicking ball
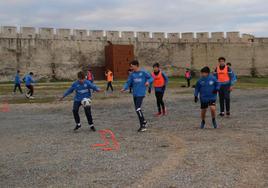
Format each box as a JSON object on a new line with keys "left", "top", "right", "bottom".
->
{"left": 60, "top": 71, "right": 101, "bottom": 131}
{"left": 194, "top": 66, "right": 220, "bottom": 129}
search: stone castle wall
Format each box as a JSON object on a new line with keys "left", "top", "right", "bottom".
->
{"left": 0, "top": 26, "right": 268, "bottom": 81}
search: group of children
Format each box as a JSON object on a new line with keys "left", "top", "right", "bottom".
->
{"left": 194, "top": 57, "right": 236, "bottom": 129}
{"left": 59, "top": 60, "right": 168, "bottom": 132}
{"left": 14, "top": 57, "right": 235, "bottom": 132}
{"left": 13, "top": 70, "right": 35, "bottom": 99}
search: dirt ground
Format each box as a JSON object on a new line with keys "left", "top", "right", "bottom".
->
{"left": 0, "top": 88, "right": 267, "bottom": 188}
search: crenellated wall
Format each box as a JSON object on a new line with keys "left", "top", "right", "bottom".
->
{"left": 0, "top": 26, "right": 267, "bottom": 81}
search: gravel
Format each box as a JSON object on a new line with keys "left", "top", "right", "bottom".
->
{"left": 0, "top": 88, "right": 267, "bottom": 188}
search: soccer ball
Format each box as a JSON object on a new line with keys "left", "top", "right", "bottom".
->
{"left": 25, "top": 93, "right": 30, "bottom": 98}
{"left": 81, "top": 98, "right": 92, "bottom": 107}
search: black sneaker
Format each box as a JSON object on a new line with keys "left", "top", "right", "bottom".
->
{"left": 74, "top": 124, "right": 81, "bottom": 131}
{"left": 143, "top": 121, "right": 148, "bottom": 128}
{"left": 90, "top": 125, "right": 96, "bottom": 132}
{"left": 219, "top": 112, "right": 225, "bottom": 117}
{"left": 212, "top": 119, "right": 218, "bottom": 129}
{"left": 137, "top": 126, "right": 147, "bottom": 132}
{"left": 200, "top": 121, "right": 205, "bottom": 129}
{"left": 226, "top": 112, "right": 230, "bottom": 117}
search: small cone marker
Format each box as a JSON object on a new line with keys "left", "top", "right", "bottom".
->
{"left": 1, "top": 99, "right": 10, "bottom": 112}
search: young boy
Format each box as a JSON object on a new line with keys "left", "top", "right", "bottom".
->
{"left": 185, "top": 69, "right": 192, "bottom": 87}
{"left": 60, "top": 71, "right": 101, "bottom": 131}
{"left": 194, "top": 66, "right": 220, "bottom": 129}
{"left": 121, "top": 60, "right": 154, "bottom": 132}
{"left": 23, "top": 72, "right": 35, "bottom": 99}
{"left": 13, "top": 70, "right": 23, "bottom": 94}
{"left": 105, "top": 69, "right": 114, "bottom": 92}
{"left": 214, "top": 57, "right": 236, "bottom": 117}
{"left": 86, "top": 68, "right": 94, "bottom": 83}
{"left": 150, "top": 63, "right": 168, "bottom": 116}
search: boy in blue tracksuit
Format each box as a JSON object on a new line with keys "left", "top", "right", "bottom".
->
{"left": 60, "top": 71, "right": 101, "bottom": 131}
{"left": 23, "top": 72, "right": 35, "bottom": 99}
{"left": 13, "top": 70, "right": 23, "bottom": 94}
{"left": 194, "top": 66, "right": 220, "bottom": 129}
{"left": 121, "top": 60, "right": 154, "bottom": 132}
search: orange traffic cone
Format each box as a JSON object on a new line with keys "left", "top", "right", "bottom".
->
{"left": 1, "top": 99, "right": 10, "bottom": 112}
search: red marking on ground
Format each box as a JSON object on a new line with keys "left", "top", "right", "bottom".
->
{"left": 91, "top": 129, "right": 120, "bottom": 151}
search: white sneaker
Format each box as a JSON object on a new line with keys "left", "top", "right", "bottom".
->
{"left": 29, "top": 96, "right": 35, "bottom": 99}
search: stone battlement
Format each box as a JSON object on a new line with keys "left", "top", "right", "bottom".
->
{"left": 0, "top": 26, "right": 256, "bottom": 43}
{"left": 1, "top": 26, "right": 267, "bottom": 81}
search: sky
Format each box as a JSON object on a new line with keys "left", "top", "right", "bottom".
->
{"left": 0, "top": 0, "right": 267, "bottom": 37}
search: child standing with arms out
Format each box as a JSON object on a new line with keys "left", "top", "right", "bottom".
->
{"left": 13, "top": 70, "right": 23, "bottom": 94}
{"left": 60, "top": 71, "right": 101, "bottom": 131}
{"left": 194, "top": 66, "right": 220, "bottom": 129}
{"left": 121, "top": 60, "right": 154, "bottom": 132}
{"left": 150, "top": 63, "right": 168, "bottom": 116}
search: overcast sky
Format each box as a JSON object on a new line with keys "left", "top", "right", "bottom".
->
{"left": 0, "top": 0, "right": 267, "bottom": 37}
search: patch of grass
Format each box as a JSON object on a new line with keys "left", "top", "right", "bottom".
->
{"left": 1, "top": 77, "right": 268, "bottom": 104}
{"left": 6, "top": 97, "right": 57, "bottom": 104}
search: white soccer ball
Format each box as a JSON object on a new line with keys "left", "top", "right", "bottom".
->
{"left": 81, "top": 98, "right": 92, "bottom": 107}
{"left": 25, "top": 93, "right": 30, "bottom": 98}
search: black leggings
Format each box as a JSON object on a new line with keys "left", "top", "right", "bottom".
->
{"left": 14, "top": 84, "right": 23, "bottom": 93}
{"left": 133, "top": 97, "right": 146, "bottom": 127}
{"left": 219, "top": 85, "right": 230, "bottom": 113}
{"left": 186, "top": 79, "right": 191, "bottom": 87}
{"left": 155, "top": 91, "right": 165, "bottom": 113}
{"left": 26, "top": 85, "right": 34, "bottom": 96}
{"left": 106, "top": 81, "right": 113, "bottom": 91}
{"left": 73, "top": 101, "right": 93, "bottom": 125}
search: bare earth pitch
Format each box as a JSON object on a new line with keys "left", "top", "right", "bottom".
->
{"left": 0, "top": 88, "right": 267, "bottom": 188}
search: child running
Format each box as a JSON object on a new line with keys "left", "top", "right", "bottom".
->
{"left": 23, "top": 72, "right": 35, "bottom": 99}
{"left": 60, "top": 71, "right": 101, "bottom": 131}
{"left": 194, "top": 66, "right": 220, "bottom": 129}
{"left": 121, "top": 60, "right": 154, "bottom": 132}
{"left": 150, "top": 63, "right": 168, "bottom": 116}
{"left": 13, "top": 70, "right": 23, "bottom": 94}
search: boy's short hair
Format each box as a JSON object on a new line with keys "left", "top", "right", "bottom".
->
{"left": 227, "top": 62, "right": 232, "bottom": 66}
{"left": 17, "top": 70, "right": 20, "bottom": 73}
{"left": 77, "top": 71, "right": 85, "bottom": 79}
{"left": 153, "top": 63, "right": 160, "bottom": 68}
{"left": 130, "top": 60, "right": 139, "bottom": 67}
{"left": 201, "top": 66, "right": 210, "bottom": 73}
{"left": 29, "top": 72, "right": 33, "bottom": 75}
{"left": 218, "top": 57, "right": 226, "bottom": 62}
